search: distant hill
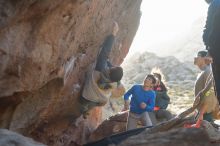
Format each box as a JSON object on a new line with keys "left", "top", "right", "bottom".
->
{"left": 122, "top": 51, "right": 199, "bottom": 86}
{"left": 143, "top": 17, "right": 206, "bottom": 62}
{"left": 111, "top": 17, "right": 206, "bottom": 115}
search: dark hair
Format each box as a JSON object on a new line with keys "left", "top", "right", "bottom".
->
{"left": 145, "top": 74, "right": 156, "bottom": 84}
{"left": 153, "top": 73, "right": 162, "bottom": 81}
{"left": 153, "top": 73, "right": 167, "bottom": 91}
{"left": 109, "top": 67, "right": 123, "bottom": 82}
{"left": 197, "top": 50, "right": 208, "bottom": 57}
{"left": 158, "top": 81, "right": 167, "bottom": 91}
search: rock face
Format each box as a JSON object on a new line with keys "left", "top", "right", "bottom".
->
{"left": 0, "top": 0, "right": 142, "bottom": 145}
{"left": 118, "top": 128, "right": 217, "bottom": 146}
{"left": 89, "top": 111, "right": 128, "bottom": 143}
{"left": 86, "top": 113, "right": 219, "bottom": 146}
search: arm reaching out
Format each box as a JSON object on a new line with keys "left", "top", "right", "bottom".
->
{"left": 95, "top": 21, "right": 119, "bottom": 72}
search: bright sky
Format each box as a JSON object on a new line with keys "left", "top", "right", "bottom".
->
{"left": 128, "top": 0, "right": 208, "bottom": 56}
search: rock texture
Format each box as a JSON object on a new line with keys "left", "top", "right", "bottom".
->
{"left": 0, "top": 0, "right": 142, "bottom": 145}
{"left": 89, "top": 111, "right": 128, "bottom": 143}
{"left": 118, "top": 128, "right": 218, "bottom": 146}
{"left": 86, "top": 112, "right": 220, "bottom": 146}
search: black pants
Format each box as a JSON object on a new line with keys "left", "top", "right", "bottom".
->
{"left": 78, "top": 96, "right": 102, "bottom": 114}
{"left": 212, "top": 60, "right": 220, "bottom": 103}
{"left": 209, "top": 48, "right": 220, "bottom": 104}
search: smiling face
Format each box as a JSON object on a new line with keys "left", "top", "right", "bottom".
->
{"left": 144, "top": 77, "right": 154, "bottom": 88}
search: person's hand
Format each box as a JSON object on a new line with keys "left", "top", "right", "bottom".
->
{"left": 140, "top": 102, "right": 147, "bottom": 109}
{"left": 122, "top": 104, "right": 129, "bottom": 111}
{"left": 122, "top": 100, "right": 129, "bottom": 111}
{"left": 112, "top": 21, "right": 119, "bottom": 36}
{"left": 122, "top": 106, "right": 129, "bottom": 112}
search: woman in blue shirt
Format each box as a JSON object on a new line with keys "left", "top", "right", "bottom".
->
{"left": 123, "top": 74, "right": 156, "bottom": 130}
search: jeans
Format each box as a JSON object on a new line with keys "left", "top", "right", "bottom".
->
{"left": 127, "top": 111, "right": 152, "bottom": 130}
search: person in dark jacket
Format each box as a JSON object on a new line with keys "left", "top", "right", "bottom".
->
{"left": 149, "top": 72, "right": 172, "bottom": 125}
{"left": 203, "top": 0, "right": 220, "bottom": 103}
{"left": 79, "top": 22, "right": 125, "bottom": 118}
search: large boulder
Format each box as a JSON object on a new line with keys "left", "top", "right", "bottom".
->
{"left": 0, "top": 0, "right": 142, "bottom": 145}
{"left": 89, "top": 111, "right": 128, "bottom": 142}
{"left": 85, "top": 113, "right": 220, "bottom": 146}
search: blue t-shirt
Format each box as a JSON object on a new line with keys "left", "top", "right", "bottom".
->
{"left": 124, "top": 85, "right": 156, "bottom": 114}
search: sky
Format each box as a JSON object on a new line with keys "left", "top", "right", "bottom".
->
{"left": 127, "top": 0, "right": 208, "bottom": 56}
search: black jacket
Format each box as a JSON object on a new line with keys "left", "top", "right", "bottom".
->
{"left": 203, "top": 0, "right": 220, "bottom": 62}
{"left": 155, "top": 91, "right": 170, "bottom": 109}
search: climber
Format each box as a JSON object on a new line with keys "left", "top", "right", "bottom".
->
{"left": 184, "top": 50, "right": 220, "bottom": 128}
{"left": 78, "top": 21, "right": 125, "bottom": 119}
{"left": 203, "top": 0, "right": 220, "bottom": 103}
{"left": 123, "top": 74, "right": 156, "bottom": 130}
{"left": 149, "top": 70, "right": 172, "bottom": 125}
